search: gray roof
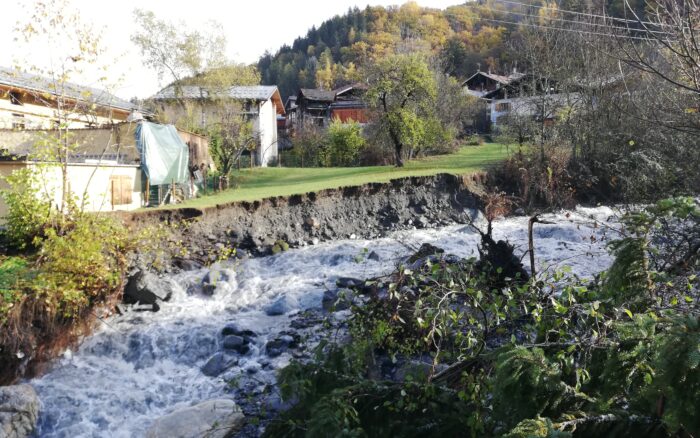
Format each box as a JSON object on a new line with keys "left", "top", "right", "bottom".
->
{"left": 151, "top": 85, "right": 279, "bottom": 101}
{"left": 0, "top": 66, "right": 136, "bottom": 112}
{"left": 299, "top": 88, "right": 336, "bottom": 102}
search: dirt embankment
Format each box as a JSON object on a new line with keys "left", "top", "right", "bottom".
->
{"left": 123, "top": 173, "right": 488, "bottom": 269}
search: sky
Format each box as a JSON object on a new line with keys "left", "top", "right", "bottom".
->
{"left": 1, "top": 0, "right": 459, "bottom": 100}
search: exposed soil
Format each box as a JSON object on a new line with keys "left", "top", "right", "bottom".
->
{"left": 123, "top": 173, "right": 488, "bottom": 270}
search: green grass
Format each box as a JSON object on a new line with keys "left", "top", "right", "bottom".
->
{"left": 170, "top": 143, "right": 511, "bottom": 209}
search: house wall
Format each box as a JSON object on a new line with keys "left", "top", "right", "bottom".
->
{"left": 0, "top": 88, "right": 130, "bottom": 130}
{"left": 155, "top": 98, "right": 277, "bottom": 167}
{"left": 177, "top": 129, "right": 213, "bottom": 170}
{"left": 489, "top": 93, "right": 579, "bottom": 126}
{"left": 0, "top": 161, "right": 143, "bottom": 220}
{"left": 257, "top": 98, "right": 278, "bottom": 166}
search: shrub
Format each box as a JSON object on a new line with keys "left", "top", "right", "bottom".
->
{"left": 1, "top": 167, "right": 54, "bottom": 250}
{"left": 323, "top": 119, "right": 366, "bottom": 167}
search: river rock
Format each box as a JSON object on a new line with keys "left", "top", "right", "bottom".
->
{"left": 145, "top": 399, "right": 244, "bottom": 438}
{"left": 201, "top": 353, "right": 238, "bottom": 377}
{"left": 123, "top": 271, "right": 174, "bottom": 311}
{"left": 201, "top": 269, "right": 232, "bottom": 296}
{"left": 335, "top": 277, "right": 363, "bottom": 288}
{"left": 264, "top": 296, "right": 294, "bottom": 316}
{"left": 322, "top": 288, "right": 352, "bottom": 311}
{"left": 0, "top": 384, "right": 40, "bottom": 438}
{"left": 221, "top": 323, "right": 256, "bottom": 338}
{"left": 222, "top": 335, "right": 250, "bottom": 354}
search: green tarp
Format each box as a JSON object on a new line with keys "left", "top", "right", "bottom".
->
{"left": 135, "top": 122, "right": 189, "bottom": 185}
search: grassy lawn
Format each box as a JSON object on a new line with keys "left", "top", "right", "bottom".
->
{"left": 169, "top": 143, "right": 511, "bottom": 209}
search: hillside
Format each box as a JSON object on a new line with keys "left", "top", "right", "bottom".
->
{"left": 257, "top": 0, "right": 647, "bottom": 100}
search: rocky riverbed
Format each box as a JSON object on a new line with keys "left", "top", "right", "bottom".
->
{"left": 20, "top": 203, "right": 618, "bottom": 437}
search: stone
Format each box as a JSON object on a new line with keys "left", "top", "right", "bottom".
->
{"left": 146, "top": 399, "right": 244, "bottom": 438}
{"left": 201, "top": 269, "right": 232, "bottom": 296}
{"left": 123, "top": 271, "right": 174, "bottom": 310}
{"left": 222, "top": 335, "right": 244, "bottom": 348}
{"left": 221, "top": 323, "right": 256, "bottom": 338}
{"left": 201, "top": 353, "right": 237, "bottom": 377}
{"left": 264, "top": 296, "right": 294, "bottom": 316}
{"left": 416, "top": 216, "right": 430, "bottom": 228}
{"left": 406, "top": 243, "right": 445, "bottom": 263}
{"left": 0, "top": 384, "right": 40, "bottom": 438}
{"left": 173, "top": 258, "right": 202, "bottom": 272}
{"left": 335, "top": 277, "right": 363, "bottom": 288}
{"left": 368, "top": 251, "right": 381, "bottom": 261}
{"left": 304, "top": 217, "right": 320, "bottom": 229}
{"left": 322, "top": 289, "right": 351, "bottom": 311}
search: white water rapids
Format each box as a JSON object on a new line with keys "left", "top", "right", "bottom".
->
{"left": 30, "top": 206, "right": 618, "bottom": 437}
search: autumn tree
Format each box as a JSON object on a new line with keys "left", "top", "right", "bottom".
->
{"left": 14, "top": 0, "right": 113, "bottom": 213}
{"left": 366, "top": 54, "right": 436, "bottom": 167}
{"left": 207, "top": 112, "right": 256, "bottom": 190}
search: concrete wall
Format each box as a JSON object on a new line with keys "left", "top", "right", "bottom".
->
{"left": 0, "top": 161, "right": 143, "bottom": 220}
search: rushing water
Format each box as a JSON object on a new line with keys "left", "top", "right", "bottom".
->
{"left": 30, "top": 206, "right": 619, "bottom": 437}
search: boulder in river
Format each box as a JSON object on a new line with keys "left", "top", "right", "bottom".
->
{"left": 201, "top": 269, "right": 233, "bottom": 296}
{"left": 123, "top": 271, "right": 174, "bottom": 311}
{"left": 201, "top": 353, "right": 238, "bottom": 377}
{"left": 221, "top": 323, "right": 256, "bottom": 338}
{"left": 264, "top": 296, "right": 296, "bottom": 316}
{"left": 222, "top": 335, "right": 250, "bottom": 354}
{"left": 0, "top": 384, "right": 39, "bottom": 438}
{"left": 145, "top": 399, "right": 244, "bottom": 438}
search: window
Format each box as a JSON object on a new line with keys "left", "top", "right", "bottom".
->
{"left": 12, "top": 113, "right": 25, "bottom": 130}
{"left": 9, "top": 91, "right": 22, "bottom": 105}
{"left": 495, "top": 102, "right": 511, "bottom": 112}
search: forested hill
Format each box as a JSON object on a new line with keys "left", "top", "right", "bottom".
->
{"left": 257, "top": 0, "right": 647, "bottom": 100}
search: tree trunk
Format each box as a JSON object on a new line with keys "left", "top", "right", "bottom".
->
{"left": 389, "top": 126, "right": 404, "bottom": 167}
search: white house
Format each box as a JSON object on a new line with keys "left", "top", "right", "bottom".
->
{"left": 150, "top": 85, "right": 285, "bottom": 167}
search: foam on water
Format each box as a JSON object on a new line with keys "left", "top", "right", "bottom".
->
{"left": 30, "top": 206, "right": 618, "bottom": 437}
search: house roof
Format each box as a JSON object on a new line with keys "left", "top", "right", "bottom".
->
{"left": 462, "top": 71, "right": 526, "bottom": 88}
{"left": 0, "top": 66, "right": 136, "bottom": 113}
{"left": 333, "top": 83, "right": 368, "bottom": 96}
{"left": 151, "top": 84, "right": 285, "bottom": 115}
{"left": 299, "top": 88, "right": 336, "bottom": 102}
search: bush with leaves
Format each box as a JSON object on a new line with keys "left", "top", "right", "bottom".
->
{"left": 322, "top": 119, "right": 366, "bottom": 167}
{"left": 267, "top": 198, "right": 699, "bottom": 437}
{"left": 1, "top": 167, "right": 55, "bottom": 250}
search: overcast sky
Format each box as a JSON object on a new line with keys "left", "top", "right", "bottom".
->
{"left": 1, "top": 0, "right": 458, "bottom": 100}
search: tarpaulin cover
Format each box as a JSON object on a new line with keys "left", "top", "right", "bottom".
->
{"left": 135, "top": 122, "right": 189, "bottom": 185}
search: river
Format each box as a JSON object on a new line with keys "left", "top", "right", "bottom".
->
{"left": 30, "top": 206, "right": 618, "bottom": 437}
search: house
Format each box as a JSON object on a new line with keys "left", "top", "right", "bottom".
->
{"left": 0, "top": 66, "right": 141, "bottom": 130}
{"left": 293, "top": 84, "right": 369, "bottom": 130}
{"left": 463, "top": 70, "right": 572, "bottom": 128}
{"left": 150, "top": 85, "right": 285, "bottom": 167}
{"left": 329, "top": 83, "right": 369, "bottom": 124}
{"left": 296, "top": 88, "right": 336, "bottom": 129}
{"left": 481, "top": 74, "right": 572, "bottom": 127}
{"left": 462, "top": 70, "right": 524, "bottom": 98}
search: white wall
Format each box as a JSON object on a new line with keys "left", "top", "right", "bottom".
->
{"left": 489, "top": 93, "right": 580, "bottom": 126}
{"left": 256, "top": 98, "right": 278, "bottom": 167}
{"left": 0, "top": 161, "right": 143, "bottom": 220}
{"left": 0, "top": 96, "right": 128, "bottom": 130}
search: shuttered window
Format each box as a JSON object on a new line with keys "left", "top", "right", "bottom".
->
{"left": 110, "top": 175, "right": 133, "bottom": 206}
